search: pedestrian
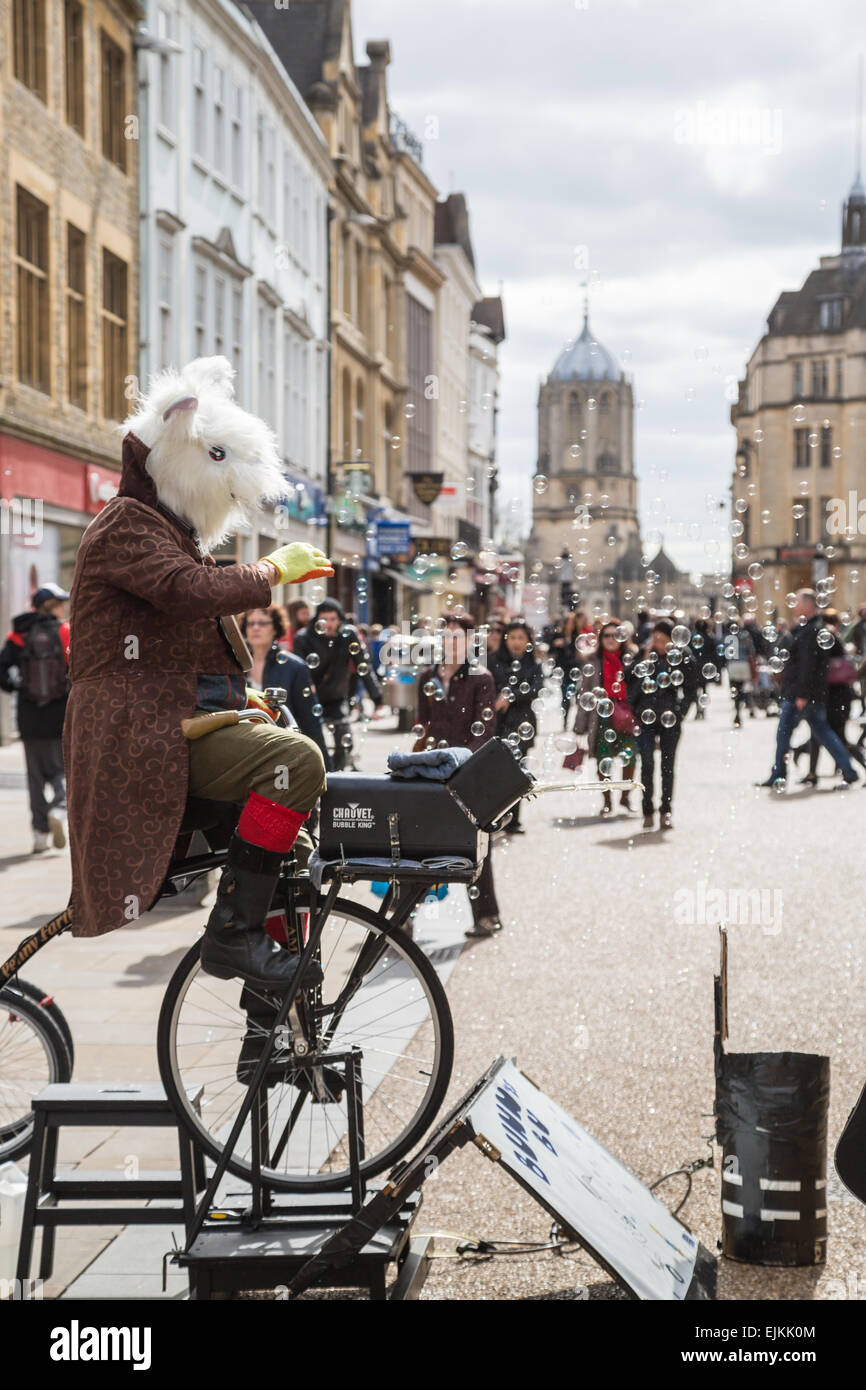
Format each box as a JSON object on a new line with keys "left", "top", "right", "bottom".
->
{"left": 489, "top": 620, "right": 543, "bottom": 834}
{"left": 789, "top": 609, "right": 864, "bottom": 785}
{"left": 0, "top": 583, "right": 70, "bottom": 852}
{"left": 757, "top": 589, "right": 859, "bottom": 789}
{"left": 416, "top": 613, "right": 501, "bottom": 938}
{"left": 240, "top": 606, "right": 332, "bottom": 770}
{"left": 285, "top": 598, "right": 311, "bottom": 652}
{"left": 726, "top": 620, "right": 758, "bottom": 728}
{"left": 484, "top": 618, "right": 506, "bottom": 664}
{"left": 293, "top": 599, "right": 383, "bottom": 770}
{"left": 689, "top": 618, "right": 715, "bottom": 719}
{"left": 626, "top": 618, "right": 698, "bottom": 830}
{"left": 546, "top": 611, "right": 580, "bottom": 724}
{"left": 573, "top": 620, "right": 638, "bottom": 817}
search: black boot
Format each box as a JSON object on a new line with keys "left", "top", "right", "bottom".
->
{"left": 200, "top": 834, "right": 322, "bottom": 993}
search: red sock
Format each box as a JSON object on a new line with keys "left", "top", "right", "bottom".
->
{"left": 237, "top": 792, "right": 308, "bottom": 853}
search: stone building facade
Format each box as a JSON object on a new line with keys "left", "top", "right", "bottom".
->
{"left": 528, "top": 306, "right": 642, "bottom": 617}
{"left": 731, "top": 175, "right": 866, "bottom": 617}
{"left": 0, "top": 0, "right": 141, "bottom": 740}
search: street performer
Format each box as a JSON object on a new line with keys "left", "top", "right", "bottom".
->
{"left": 63, "top": 356, "right": 333, "bottom": 992}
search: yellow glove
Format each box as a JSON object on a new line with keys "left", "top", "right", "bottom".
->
{"left": 260, "top": 542, "right": 334, "bottom": 585}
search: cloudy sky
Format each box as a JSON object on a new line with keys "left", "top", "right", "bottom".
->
{"left": 355, "top": 0, "right": 865, "bottom": 577}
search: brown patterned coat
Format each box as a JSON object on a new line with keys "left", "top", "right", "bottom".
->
{"left": 63, "top": 433, "right": 271, "bottom": 937}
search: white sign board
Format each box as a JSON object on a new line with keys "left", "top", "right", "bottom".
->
{"left": 466, "top": 1059, "right": 701, "bottom": 1300}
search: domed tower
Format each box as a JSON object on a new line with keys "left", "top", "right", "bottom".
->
{"left": 528, "top": 303, "right": 642, "bottom": 615}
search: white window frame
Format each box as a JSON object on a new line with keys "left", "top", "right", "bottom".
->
{"left": 193, "top": 45, "right": 207, "bottom": 164}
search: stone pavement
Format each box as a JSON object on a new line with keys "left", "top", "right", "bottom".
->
{"left": 2, "top": 691, "right": 865, "bottom": 1300}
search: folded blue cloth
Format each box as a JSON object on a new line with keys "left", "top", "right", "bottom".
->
{"left": 387, "top": 746, "right": 473, "bottom": 781}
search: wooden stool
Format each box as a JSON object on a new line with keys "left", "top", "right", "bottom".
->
{"left": 16, "top": 1082, "right": 206, "bottom": 1284}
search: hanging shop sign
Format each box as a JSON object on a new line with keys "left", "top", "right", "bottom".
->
{"left": 409, "top": 472, "right": 444, "bottom": 506}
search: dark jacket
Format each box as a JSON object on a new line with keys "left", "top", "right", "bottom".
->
{"left": 251, "top": 645, "right": 332, "bottom": 770}
{"left": 417, "top": 663, "right": 497, "bottom": 751}
{"left": 293, "top": 623, "right": 382, "bottom": 708}
{"left": 489, "top": 648, "right": 543, "bottom": 747}
{"left": 64, "top": 431, "right": 272, "bottom": 938}
{"left": 0, "top": 611, "right": 69, "bottom": 739}
{"left": 626, "top": 645, "right": 698, "bottom": 727}
{"left": 780, "top": 615, "right": 830, "bottom": 703}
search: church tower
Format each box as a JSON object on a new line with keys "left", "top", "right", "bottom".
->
{"left": 529, "top": 304, "right": 642, "bottom": 616}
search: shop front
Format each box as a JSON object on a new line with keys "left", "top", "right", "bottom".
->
{"left": 0, "top": 434, "right": 120, "bottom": 742}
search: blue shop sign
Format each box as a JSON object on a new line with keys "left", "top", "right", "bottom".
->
{"left": 369, "top": 521, "right": 412, "bottom": 557}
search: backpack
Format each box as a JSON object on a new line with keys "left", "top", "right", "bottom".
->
{"left": 21, "top": 621, "right": 68, "bottom": 705}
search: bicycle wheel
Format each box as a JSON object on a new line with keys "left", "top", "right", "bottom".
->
{"left": 0, "top": 985, "right": 72, "bottom": 1162}
{"left": 5, "top": 978, "right": 74, "bottom": 1071}
{"left": 158, "top": 897, "right": 454, "bottom": 1191}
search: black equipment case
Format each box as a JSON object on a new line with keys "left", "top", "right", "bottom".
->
{"left": 318, "top": 739, "right": 534, "bottom": 862}
{"left": 319, "top": 775, "right": 478, "bottom": 861}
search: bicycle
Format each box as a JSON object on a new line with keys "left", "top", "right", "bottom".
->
{"left": 0, "top": 980, "right": 73, "bottom": 1162}
{"left": 0, "top": 689, "right": 628, "bottom": 1188}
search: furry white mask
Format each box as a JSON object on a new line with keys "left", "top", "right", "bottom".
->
{"left": 123, "top": 357, "right": 286, "bottom": 549}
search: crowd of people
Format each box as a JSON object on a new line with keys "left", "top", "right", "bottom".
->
{"left": 4, "top": 575, "right": 865, "bottom": 946}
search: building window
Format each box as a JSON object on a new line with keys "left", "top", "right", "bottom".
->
{"left": 15, "top": 187, "right": 50, "bottom": 393}
{"left": 820, "top": 496, "right": 832, "bottom": 540}
{"left": 193, "top": 263, "right": 207, "bottom": 356}
{"left": 794, "top": 427, "right": 810, "bottom": 469}
{"left": 156, "top": 7, "right": 175, "bottom": 132}
{"left": 213, "top": 66, "right": 225, "bottom": 176}
{"left": 820, "top": 425, "right": 832, "bottom": 469}
{"left": 13, "top": 0, "right": 46, "bottom": 99}
{"left": 810, "top": 359, "right": 828, "bottom": 398}
{"left": 193, "top": 46, "right": 207, "bottom": 162}
{"left": 101, "top": 249, "right": 128, "bottom": 420}
{"left": 836, "top": 357, "right": 843, "bottom": 397}
{"left": 101, "top": 31, "right": 127, "bottom": 171}
{"left": 213, "top": 275, "right": 226, "bottom": 357}
{"left": 157, "top": 234, "right": 174, "bottom": 369}
{"left": 230, "top": 82, "right": 243, "bottom": 189}
{"left": 64, "top": 1, "right": 84, "bottom": 133}
{"left": 257, "top": 118, "right": 276, "bottom": 224}
{"left": 231, "top": 286, "right": 243, "bottom": 397}
{"left": 341, "top": 232, "right": 352, "bottom": 317}
{"left": 793, "top": 361, "right": 803, "bottom": 398}
{"left": 819, "top": 298, "right": 843, "bottom": 329}
{"left": 597, "top": 450, "right": 620, "bottom": 474}
{"left": 599, "top": 392, "right": 611, "bottom": 414}
{"left": 354, "top": 379, "right": 365, "bottom": 457}
{"left": 354, "top": 243, "right": 364, "bottom": 330}
{"left": 65, "top": 224, "right": 87, "bottom": 408}
{"left": 793, "top": 498, "right": 811, "bottom": 543}
{"left": 257, "top": 298, "right": 276, "bottom": 422}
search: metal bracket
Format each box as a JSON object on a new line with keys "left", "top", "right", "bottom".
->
{"left": 472, "top": 1133, "right": 501, "bottom": 1163}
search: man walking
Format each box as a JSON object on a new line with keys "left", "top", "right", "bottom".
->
{"left": 758, "top": 589, "right": 858, "bottom": 789}
{"left": 293, "top": 599, "right": 383, "bottom": 769}
{"left": 0, "top": 583, "right": 70, "bottom": 851}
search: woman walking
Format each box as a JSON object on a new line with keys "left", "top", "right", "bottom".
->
{"left": 417, "top": 613, "right": 502, "bottom": 938}
{"left": 241, "top": 606, "right": 331, "bottom": 769}
{"left": 791, "top": 609, "right": 865, "bottom": 784}
{"left": 573, "top": 621, "right": 638, "bottom": 816}
{"left": 489, "top": 620, "right": 543, "bottom": 834}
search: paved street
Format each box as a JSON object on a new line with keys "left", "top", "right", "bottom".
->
{"left": 2, "top": 686, "right": 865, "bottom": 1299}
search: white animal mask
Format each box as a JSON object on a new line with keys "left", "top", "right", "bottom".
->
{"left": 123, "top": 357, "right": 286, "bottom": 549}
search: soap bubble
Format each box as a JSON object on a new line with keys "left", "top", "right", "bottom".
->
{"left": 671, "top": 624, "right": 690, "bottom": 647}
{"left": 470, "top": 720, "right": 485, "bottom": 737}
{"left": 660, "top": 710, "right": 677, "bottom": 728}
{"left": 306, "top": 652, "right": 320, "bottom": 669}
{"left": 275, "top": 649, "right": 290, "bottom": 664}
{"left": 597, "top": 697, "right": 614, "bottom": 719}
{"left": 518, "top": 721, "right": 535, "bottom": 740}
{"left": 817, "top": 627, "right": 834, "bottom": 649}
{"left": 640, "top": 709, "right": 657, "bottom": 725}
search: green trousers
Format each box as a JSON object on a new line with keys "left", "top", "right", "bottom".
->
{"left": 187, "top": 708, "right": 327, "bottom": 812}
